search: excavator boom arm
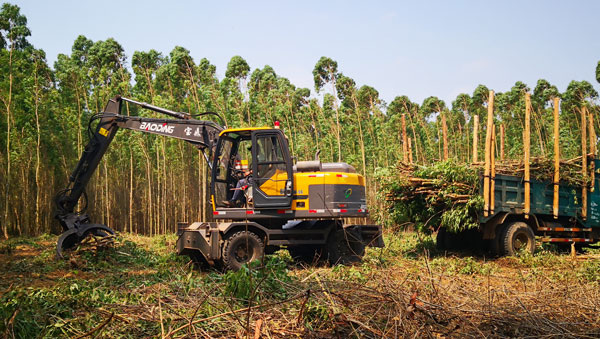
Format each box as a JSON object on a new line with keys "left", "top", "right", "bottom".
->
{"left": 54, "top": 96, "right": 223, "bottom": 257}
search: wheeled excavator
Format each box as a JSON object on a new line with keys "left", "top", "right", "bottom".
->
{"left": 55, "top": 96, "right": 384, "bottom": 270}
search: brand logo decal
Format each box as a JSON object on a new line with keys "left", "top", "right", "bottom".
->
{"left": 140, "top": 122, "right": 174, "bottom": 134}
{"left": 344, "top": 188, "right": 352, "bottom": 198}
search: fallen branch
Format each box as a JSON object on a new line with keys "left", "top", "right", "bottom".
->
{"left": 74, "top": 312, "right": 113, "bottom": 339}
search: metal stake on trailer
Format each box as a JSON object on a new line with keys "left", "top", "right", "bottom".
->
{"left": 553, "top": 97, "right": 560, "bottom": 219}
{"left": 524, "top": 93, "right": 531, "bottom": 219}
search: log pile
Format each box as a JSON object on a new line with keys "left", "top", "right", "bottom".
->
{"left": 383, "top": 161, "right": 483, "bottom": 233}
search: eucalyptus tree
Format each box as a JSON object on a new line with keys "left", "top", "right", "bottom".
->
{"left": 335, "top": 74, "right": 366, "bottom": 176}
{"left": 87, "top": 38, "right": 129, "bottom": 112}
{"left": 225, "top": 55, "right": 250, "bottom": 124}
{"left": 197, "top": 57, "right": 226, "bottom": 123}
{"left": 421, "top": 96, "right": 447, "bottom": 161}
{"left": 451, "top": 93, "right": 472, "bottom": 161}
{"left": 471, "top": 85, "right": 490, "bottom": 119}
{"left": 0, "top": 2, "right": 31, "bottom": 238}
{"left": 272, "top": 76, "right": 302, "bottom": 154}
{"left": 531, "top": 79, "right": 560, "bottom": 156}
{"left": 561, "top": 80, "right": 599, "bottom": 158}
{"left": 388, "top": 95, "right": 424, "bottom": 163}
{"left": 54, "top": 35, "right": 95, "bottom": 154}
{"left": 27, "top": 48, "right": 55, "bottom": 233}
{"left": 495, "top": 82, "right": 530, "bottom": 158}
{"left": 357, "top": 85, "right": 384, "bottom": 167}
{"left": 249, "top": 65, "right": 278, "bottom": 124}
{"left": 131, "top": 49, "right": 163, "bottom": 102}
{"left": 291, "top": 87, "right": 313, "bottom": 158}
{"left": 313, "top": 56, "right": 342, "bottom": 161}
{"left": 319, "top": 93, "right": 339, "bottom": 162}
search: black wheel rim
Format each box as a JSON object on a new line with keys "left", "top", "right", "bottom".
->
{"left": 514, "top": 232, "right": 529, "bottom": 252}
{"left": 234, "top": 244, "right": 250, "bottom": 263}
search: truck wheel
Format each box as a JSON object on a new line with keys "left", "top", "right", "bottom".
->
{"left": 326, "top": 227, "right": 365, "bottom": 265}
{"left": 501, "top": 222, "right": 535, "bottom": 256}
{"left": 222, "top": 231, "right": 264, "bottom": 271}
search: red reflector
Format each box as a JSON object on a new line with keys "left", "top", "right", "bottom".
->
{"left": 340, "top": 209, "right": 347, "bottom": 213}
{"left": 213, "top": 211, "right": 219, "bottom": 215}
{"left": 337, "top": 203, "right": 347, "bottom": 208}
{"left": 246, "top": 210, "right": 254, "bottom": 214}
{"left": 308, "top": 175, "right": 316, "bottom": 177}
{"left": 162, "top": 123, "right": 167, "bottom": 126}
{"left": 336, "top": 174, "right": 342, "bottom": 177}
{"left": 277, "top": 210, "right": 286, "bottom": 214}
{"left": 309, "top": 210, "right": 317, "bottom": 213}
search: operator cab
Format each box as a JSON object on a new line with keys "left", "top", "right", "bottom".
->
{"left": 211, "top": 128, "right": 293, "bottom": 210}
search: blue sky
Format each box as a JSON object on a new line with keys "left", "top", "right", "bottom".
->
{"left": 10, "top": 0, "right": 600, "bottom": 107}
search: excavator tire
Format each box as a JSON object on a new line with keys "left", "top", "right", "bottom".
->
{"left": 222, "top": 231, "right": 264, "bottom": 271}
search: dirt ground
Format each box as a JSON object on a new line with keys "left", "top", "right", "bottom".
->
{"left": 1, "top": 232, "right": 600, "bottom": 338}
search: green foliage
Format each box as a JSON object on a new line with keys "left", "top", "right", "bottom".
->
{"left": 0, "top": 3, "right": 599, "bottom": 243}
{"left": 431, "top": 256, "right": 496, "bottom": 275}
{"left": 312, "top": 56, "right": 338, "bottom": 92}
{"left": 378, "top": 161, "right": 483, "bottom": 233}
{"left": 578, "top": 260, "right": 600, "bottom": 283}
{"left": 219, "top": 253, "right": 294, "bottom": 304}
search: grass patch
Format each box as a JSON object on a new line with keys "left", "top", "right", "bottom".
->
{"left": 1, "top": 231, "right": 600, "bottom": 338}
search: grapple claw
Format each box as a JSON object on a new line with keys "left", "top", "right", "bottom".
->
{"left": 56, "top": 224, "right": 115, "bottom": 259}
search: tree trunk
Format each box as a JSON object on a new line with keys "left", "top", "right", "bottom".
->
{"left": 3, "top": 45, "right": 14, "bottom": 239}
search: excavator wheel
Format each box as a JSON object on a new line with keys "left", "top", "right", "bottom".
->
{"left": 221, "top": 231, "right": 265, "bottom": 271}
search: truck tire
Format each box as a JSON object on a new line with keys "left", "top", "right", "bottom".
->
{"left": 222, "top": 231, "right": 264, "bottom": 271}
{"left": 326, "top": 227, "right": 365, "bottom": 265}
{"left": 501, "top": 221, "right": 535, "bottom": 256}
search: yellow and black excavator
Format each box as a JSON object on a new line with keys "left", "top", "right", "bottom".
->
{"left": 55, "top": 96, "right": 383, "bottom": 270}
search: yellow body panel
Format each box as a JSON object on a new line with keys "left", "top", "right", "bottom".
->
{"left": 259, "top": 169, "right": 288, "bottom": 196}
{"left": 291, "top": 172, "right": 365, "bottom": 210}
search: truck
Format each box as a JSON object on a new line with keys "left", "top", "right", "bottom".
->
{"left": 54, "top": 96, "right": 384, "bottom": 270}
{"left": 436, "top": 161, "right": 600, "bottom": 256}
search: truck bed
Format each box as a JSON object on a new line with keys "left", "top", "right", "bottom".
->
{"left": 482, "top": 159, "right": 600, "bottom": 228}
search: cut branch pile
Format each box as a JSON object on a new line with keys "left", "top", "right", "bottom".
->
{"left": 381, "top": 161, "right": 483, "bottom": 233}
{"left": 77, "top": 259, "right": 600, "bottom": 338}
{"left": 494, "top": 156, "right": 591, "bottom": 187}
{"left": 382, "top": 156, "right": 593, "bottom": 233}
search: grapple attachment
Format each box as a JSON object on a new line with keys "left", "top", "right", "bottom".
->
{"left": 54, "top": 213, "right": 115, "bottom": 259}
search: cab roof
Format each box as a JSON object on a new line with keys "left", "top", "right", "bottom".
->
{"left": 219, "top": 127, "right": 273, "bottom": 137}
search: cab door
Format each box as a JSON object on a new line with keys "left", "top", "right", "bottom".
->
{"left": 251, "top": 130, "right": 293, "bottom": 208}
